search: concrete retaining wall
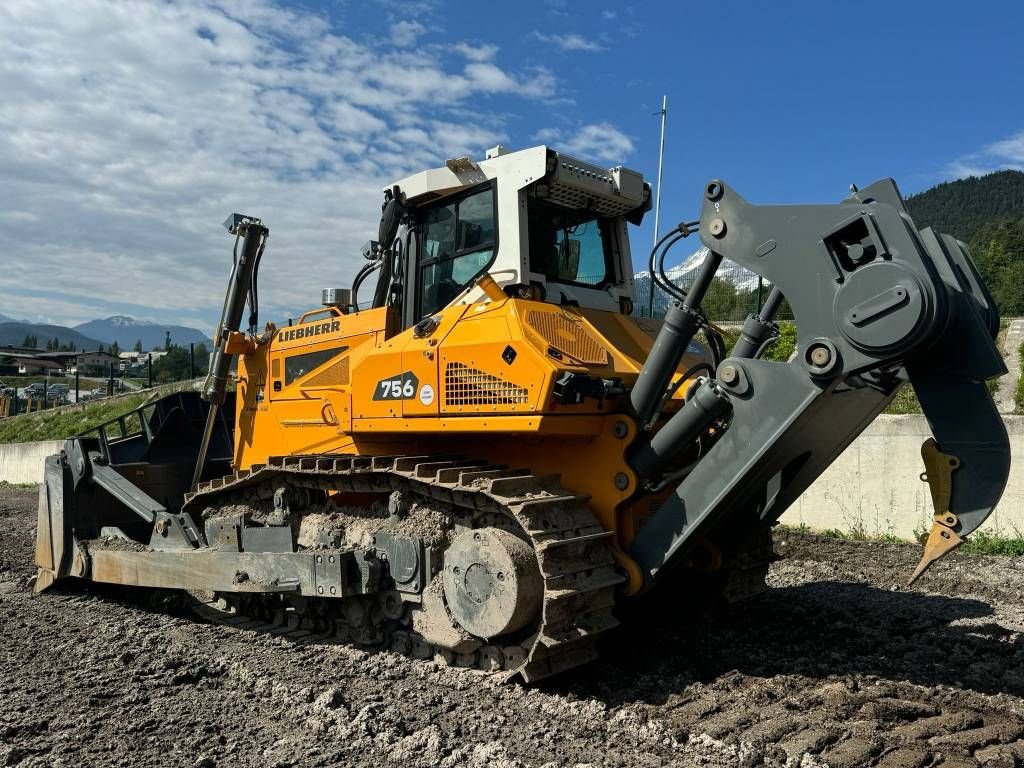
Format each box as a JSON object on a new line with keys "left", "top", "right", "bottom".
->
{"left": 2, "top": 416, "right": 1020, "bottom": 541}
{"left": 781, "top": 415, "right": 1024, "bottom": 540}
{"left": 0, "top": 440, "right": 63, "bottom": 485}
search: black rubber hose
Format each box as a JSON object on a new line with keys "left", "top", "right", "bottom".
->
{"left": 648, "top": 220, "right": 701, "bottom": 311}
{"left": 350, "top": 260, "right": 380, "bottom": 311}
{"left": 654, "top": 233, "right": 688, "bottom": 303}
{"left": 646, "top": 228, "right": 682, "bottom": 316}
{"left": 247, "top": 232, "right": 267, "bottom": 332}
{"left": 662, "top": 362, "right": 715, "bottom": 404}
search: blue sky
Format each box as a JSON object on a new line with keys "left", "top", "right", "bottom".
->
{"left": 1, "top": 0, "right": 1022, "bottom": 332}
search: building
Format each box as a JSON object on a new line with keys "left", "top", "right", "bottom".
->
{"left": 70, "top": 350, "right": 121, "bottom": 376}
{"left": 0, "top": 348, "right": 121, "bottom": 377}
{"left": 119, "top": 350, "right": 167, "bottom": 371}
{"left": 16, "top": 357, "right": 63, "bottom": 376}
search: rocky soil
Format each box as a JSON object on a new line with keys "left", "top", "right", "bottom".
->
{"left": 4, "top": 482, "right": 1024, "bottom": 767}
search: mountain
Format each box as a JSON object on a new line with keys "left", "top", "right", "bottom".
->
{"left": 905, "top": 170, "right": 1024, "bottom": 316}
{"left": 0, "top": 313, "right": 11, "bottom": 323}
{"left": 904, "top": 170, "right": 1024, "bottom": 241}
{"left": 637, "top": 246, "right": 759, "bottom": 291}
{"left": 0, "top": 322, "right": 105, "bottom": 350}
{"left": 75, "top": 316, "right": 211, "bottom": 351}
{"left": 636, "top": 246, "right": 770, "bottom": 321}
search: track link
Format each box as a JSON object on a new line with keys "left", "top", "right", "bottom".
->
{"left": 182, "top": 454, "right": 624, "bottom": 682}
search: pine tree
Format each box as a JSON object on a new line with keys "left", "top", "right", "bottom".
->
{"left": 111, "top": 341, "right": 121, "bottom": 357}
{"left": 134, "top": 339, "right": 143, "bottom": 353}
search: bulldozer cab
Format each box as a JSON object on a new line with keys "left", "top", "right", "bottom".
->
{"left": 366, "top": 145, "right": 651, "bottom": 333}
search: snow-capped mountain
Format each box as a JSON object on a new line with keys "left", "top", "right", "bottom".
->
{"left": 635, "top": 246, "right": 761, "bottom": 291}
{"left": 75, "top": 316, "right": 210, "bottom": 351}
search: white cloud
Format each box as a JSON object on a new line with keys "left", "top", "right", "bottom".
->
{"left": 532, "top": 31, "right": 604, "bottom": 52}
{"left": 534, "top": 123, "right": 634, "bottom": 164}
{"left": 944, "top": 130, "right": 1024, "bottom": 179}
{"left": 451, "top": 42, "right": 499, "bottom": 62}
{"left": 0, "top": 0, "right": 560, "bottom": 329}
{"left": 390, "top": 20, "right": 425, "bottom": 47}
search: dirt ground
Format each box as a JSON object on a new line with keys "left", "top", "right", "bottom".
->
{"left": 4, "top": 484, "right": 1024, "bottom": 768}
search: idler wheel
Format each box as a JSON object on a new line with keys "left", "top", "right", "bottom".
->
{"left": 442, "top": 527, "right": 542, "bottom": 639}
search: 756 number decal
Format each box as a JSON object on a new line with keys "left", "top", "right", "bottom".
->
{"left": 373, "top": 371, "right": 419, "bottom": 401}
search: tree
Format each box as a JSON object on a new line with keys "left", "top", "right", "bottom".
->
{"left": 968, "top": 218, "right": 1024, "bottom": 316}
{"left": 164, "top": 330, "right": 173, "bottom": 351}
{"left": 111, "top": 341, "right": 121, "bottom": 357}
{"left": 134, "top": 339, "right": 143, "bottom": 353}
{"left": 98, "top": 344, "right": 104, "bottom": 353}
{"left": 152, "top": 342, "right": 209, "bottom": 383}
{"left": 22, "top": 334, "right": 37, "bottom": 349}
{"left": 703, "top": 278, "right": 739, "bottom": 322}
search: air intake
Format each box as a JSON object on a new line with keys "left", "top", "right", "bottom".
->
{"left": 444, "top": 362, "right": 529, "bottom": 407}
{"left": 526, "top": 311, "right": 609, "bottom": 365}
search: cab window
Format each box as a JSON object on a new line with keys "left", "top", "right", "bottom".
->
{"left": 418, "top": 184, "right": 496, "bottom": 318}
{"left": 528, "top": 200, "right": 614, "bottom": 288}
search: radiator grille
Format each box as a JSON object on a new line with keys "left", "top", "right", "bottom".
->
{"left": 444, "top": 362, "right": 529, "bottom": 406}
{"left": 526, "top": 311, "right": 608, "bottom": 365}
{"left": 303, "top": 357, "right": 350, "bottom": 387}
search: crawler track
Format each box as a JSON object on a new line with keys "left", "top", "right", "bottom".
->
{"left": 182, "top": 454, "right": 624, "bottom": 681}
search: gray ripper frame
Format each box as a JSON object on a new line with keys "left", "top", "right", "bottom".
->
{"left": 628, "top": 178, "right": 1010, "bottom": 587}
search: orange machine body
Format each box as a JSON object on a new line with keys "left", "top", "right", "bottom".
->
{"left": 234, "top": 296, "right": 710, "bottom": 590}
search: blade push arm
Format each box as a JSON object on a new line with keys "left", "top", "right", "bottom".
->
{"left": 628, "top": 179, "right": 1009, "bottom": 587}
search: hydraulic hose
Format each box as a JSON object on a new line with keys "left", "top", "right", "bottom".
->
{"left": 193, "top": 218, "right": 267, "bottom": 490}
{"left": 732, "top": 286, "right": 785, "bottom": 360}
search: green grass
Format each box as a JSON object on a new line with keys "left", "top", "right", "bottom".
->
{"left": 0, "top": 393, "right": 151, "bottom": 444}
{"left": 959, "top": 530, "right": 1024, "bottom": 556}
{"left": 1015, "top": 339, "right": 1024, "bottom": 415}
{"left": 779, "top": 523, "right": 901, "bottom": 543}
{"left": 884, "top": 386, "right": 923, "bottom": 414}
{"left": 0, "top": 481, "right": 38, "bottom": 489}
{"left": 779, "top": 522, "right": 1024, "bottom": 556}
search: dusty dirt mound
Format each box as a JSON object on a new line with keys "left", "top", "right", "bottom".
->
{"left": 3, "top": 487, "right": 1024, "bottom": 766}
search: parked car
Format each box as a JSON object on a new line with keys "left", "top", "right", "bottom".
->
{"left": 24, "top": 383, "right": 47, "bottom": 399}
{"left": 0, "top": 382, "right": 15, "bottom": 398}
{"left": 47, "top": 384, "right": 70, "bottom": 404}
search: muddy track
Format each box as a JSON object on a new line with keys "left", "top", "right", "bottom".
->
{"left": 182, "top": 453, "right": 624, "bottom": 680}
{"left": 4, "top": 484, "right": 1024, "bottom": 767}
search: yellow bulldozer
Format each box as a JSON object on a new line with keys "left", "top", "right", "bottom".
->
{"left": 35, "top": 145, "right": 1010, "bottom": 681}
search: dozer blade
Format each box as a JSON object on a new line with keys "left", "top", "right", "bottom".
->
{"left": 34, "top": 454, "right": 73, "bottom": 593}
{"left": 34, "top": 391, "right": 236, "bottom": 592}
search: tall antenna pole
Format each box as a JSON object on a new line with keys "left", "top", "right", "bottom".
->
{"left": 652, "top": 95, "right": 667, "bottom": 250}
{"left": 648, "top": 94, "right": 668, "bottom": 316}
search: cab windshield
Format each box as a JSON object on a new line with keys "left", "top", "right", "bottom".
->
{"left": 528, "top": 200, "right": 614, "bottom": 288}
{"left": 417, "top": 183, "right": 496, "bottom": 318}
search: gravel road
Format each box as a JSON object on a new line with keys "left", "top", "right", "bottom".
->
{"left": 3, "top": 483, "right": 1024, "bottom": 767}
